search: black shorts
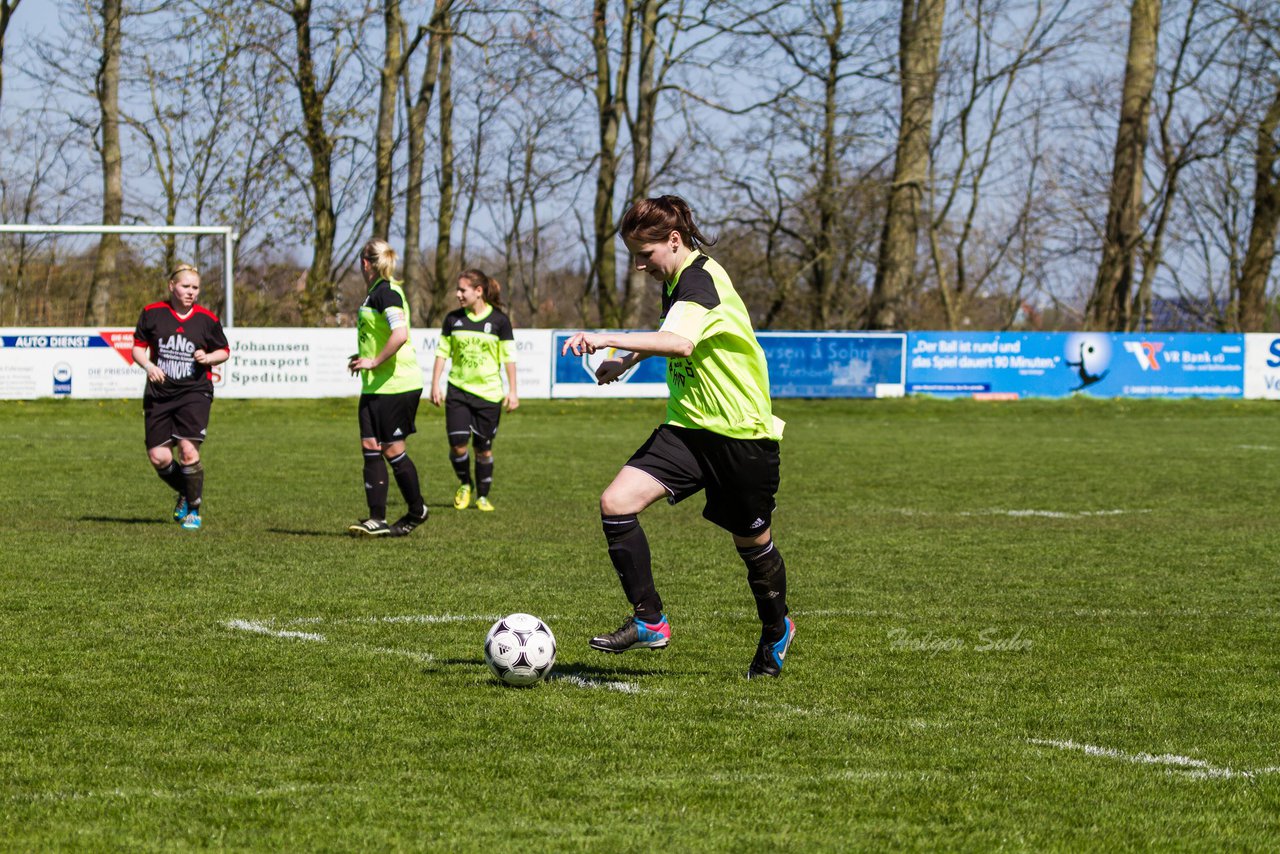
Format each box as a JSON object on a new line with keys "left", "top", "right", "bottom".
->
{"left": 143, "top": 390, "right": 213, "bottom": 449}
{"left": 626, "top": 424, "right": 780, "bottom": 537}
{"left": 445, "top": 385, "right": 502, "bottom": 451}
{"left": 358, "top": 389, "right": 422, "bottom": 445}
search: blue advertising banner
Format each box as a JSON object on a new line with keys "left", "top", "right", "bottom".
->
{"left": 761, "top": 332, "right": 905, "bottom": 398}
{"left": 551, "top": 331, "right": 907, "bottom": 399}
{"left": 906, "top": 332, "right": 1245, "bottom": 399}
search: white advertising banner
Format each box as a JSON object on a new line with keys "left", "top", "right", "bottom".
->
{"left": 0, "top": 327, "right": 554, "bottom": 400}
{"left": 1244, "top": 332, "right": 1280, "bottom": 400}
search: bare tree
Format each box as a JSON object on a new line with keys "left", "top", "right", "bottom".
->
{"left": 868, "top": 0, "right": 947, "bottom": 330}
{"left": 1233, "top": 3, "right": 1280, "bottom": 330}
{"left": 86, "top": 0, "right": 124, "bottom": 325}
{"left": 430, "top": 13, "right": 456, "bottom": 322}
{"left": 1085, "top": 0, "right": 1162, "bottom": 330}
{"left": 372, "top": 0, "right": 403, "bottom": 239}
{"left": 925, "top": 0, "right": 1089, "bottom": 330}
{"left": 257, "top": 0, "right": 373, "bottom": 323}
{"left": 1128, "top": 0, "right": 1241, "bottom": 329}
{"left": 403, "top": 0, "right": 451, "bottom": 318}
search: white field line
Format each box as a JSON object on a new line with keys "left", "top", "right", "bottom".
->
{"left": 282, "top": 614, "right": 506, "bottom": 627}
{"left": 549, "top": 672, "right": 640, "bottom": 693}
{"left": 223, "top": 619, "right": 325, "bottom": 642}
{"left": 355, "top": 644, "right": 434, "bottom": 664}
{"left": 895, "top": 508, "right": 1149, "bottom": 519}
{"left": 10, "top": 783, "right": 334, "bottom": 803}
{"left": 1028, "top": 738, "right": 1280, "bottom": 780}
{"left": 1236, "top": 444, "right": 1274, "bottom": 451}
{"left": 224, "top": 619, "right": 435, "bottom": 663}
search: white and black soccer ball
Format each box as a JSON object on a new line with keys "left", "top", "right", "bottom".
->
{"left": 484, "top": 613, "right": 557, "bottom": 686}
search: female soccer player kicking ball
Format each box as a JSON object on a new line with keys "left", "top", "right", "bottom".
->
{"left": 561, "top": 195, "right": 794, "bottom": 679}
{"left": 347, "top": 239, "right": 429, "bottom": 538}
{"left": 132, "top": 264, "right": 230, "bottom": 530}
{"left": 430, "top": 270, "right": 518, "bottom": 513}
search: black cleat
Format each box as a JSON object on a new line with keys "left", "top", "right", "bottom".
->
{"left": 389, "top": 506, "right": 429, "bottom": 537}
{"left": 348, "top": 518, "right": 391, "bottom": 537}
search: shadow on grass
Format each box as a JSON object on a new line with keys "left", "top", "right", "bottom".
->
{"left": 436, "top": 657, "right": 658, "bottom": 679}
{"left": 80, "top": 515, "right": 169, "bottom": 525}
{"left": 267, "top": 527, "right": 352, "bottom": 538}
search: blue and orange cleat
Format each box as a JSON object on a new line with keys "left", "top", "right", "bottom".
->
{"left": 589, "top": 614, "right": 671, "bottom": 653}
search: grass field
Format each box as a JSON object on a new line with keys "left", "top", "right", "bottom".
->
{"left": 1, "top": 396, "right": 1278, "bottom": 850}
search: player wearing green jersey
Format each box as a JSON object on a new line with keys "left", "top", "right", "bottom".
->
{"left": 430, "top": 269, "right": 519, "bottom": 513}
{"left": 347, "top": 238, "right": 429, "bottom": 538}
{"left": 561, "top": 195, "right": 794, "bottom": 679}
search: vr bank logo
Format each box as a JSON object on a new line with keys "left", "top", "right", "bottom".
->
{"left": 1122, "top": 340, "right": 1164, "bottom": 371}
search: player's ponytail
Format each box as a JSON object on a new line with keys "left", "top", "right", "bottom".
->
{"left": 360, "top": 238, "right": 399, "bottom": 282}
{"left": 619, "top": 195, "right": 715, "bottom": 250}
{"left": 459, "top": 268, "right": 503, "bottom": 310}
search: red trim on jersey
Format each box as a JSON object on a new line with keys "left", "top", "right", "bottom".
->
{"left": 190, "top": 305, "right": 222, "bottom": 323}
{"left": 142, "top": 301, "right": 221, "bottom": 323}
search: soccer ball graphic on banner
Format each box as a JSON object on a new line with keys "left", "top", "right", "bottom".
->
{"left": 484, "top": 614, "right": 557, "bottom": 686}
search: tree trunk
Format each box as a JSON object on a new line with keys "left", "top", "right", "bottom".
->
{"left": 429, "top": 18, "right": 454, "bottom": 324}
{"left": 1086, "top": 0, "right": 1161, "bottom": 331}
{"left": 88, "top": 0, "right": 123, "bottom": 325}
{"left": 812, "top": 0, "right": 843, "bottom": 329}
{"left": 590, "top": 0, "right": 628, "bottom": 327}
{"left": 372, "top": 0, "right": 403, "bottom": 240}
{"left": 0, "top": 0, "right": 20, "bottom": 116}
{"left": 623, "top": 0, "right": 658, "bottom": 327}
{"left": 867, "top": 0, "right": 946, "bottom": 331}
{"left": 290, "top": 0, "right": 337, "bottom": 324}
{"left": 403, "top": 0, "right": 449, "bottom": 320}
{"left": 1237, "top": 84, "right": 1280, "bottom": 332}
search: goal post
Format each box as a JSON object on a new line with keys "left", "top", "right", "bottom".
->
{"left": 0, "top": 224, "right": 240, "bottom": 327}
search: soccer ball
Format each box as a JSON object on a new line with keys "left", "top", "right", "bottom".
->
{"left": 484, "top": 613, "right": 557, "bottom": 686}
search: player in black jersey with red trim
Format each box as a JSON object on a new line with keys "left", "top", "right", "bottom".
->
{"left": 131, "top": 264, "right": 230, "bottom": 530}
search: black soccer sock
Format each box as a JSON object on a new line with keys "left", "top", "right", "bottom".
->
{"left": 450, "top": 450, "right": 471, "bottom": 486}
{"left": 475, "top": 456, "right": 494, "bottom": 498}
{"left": 155, "top": 460, "right": 184, "bottom": 493}
{"left": 363, "top": 450, "right": 388, "bottom": 520}
{"left": 181, "top": 461, "right": 204, "bottom": 510}
{"left": 739, "top": 540, "right": 788, "bottom": 640}
{"left": 387, "top": 451, "right": 425, "bottom": 516}
{"left": 602, "top": 513, "right": 662, "bottom": 622}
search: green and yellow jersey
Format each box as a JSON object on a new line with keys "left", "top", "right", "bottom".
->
{"left": 436, "top": 305, "right": 516, "bottom": 403}
{"left": 656, "top": 251, "right": 783, "bottom": 441}
{"left": 357, "top": 278, "right": 423, "bottom": 395}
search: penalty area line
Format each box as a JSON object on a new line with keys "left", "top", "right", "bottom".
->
{"left": 549, "top": 672, "right": 641, "bottom": 693}
{"left": 281, "top": 614, "right": 505, "bottom": 627}
{"left": 222, "top": 619, "right": 325, "bottom": 642}
{"left": 1028, "top": 738, "right": 1279, "bottom": 780}
{"left": 223, "top": 619, "right": 434, "bottom": 663}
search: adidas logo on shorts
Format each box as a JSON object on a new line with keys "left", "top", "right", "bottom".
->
{"left": 750, "top": 517, "right": 765, "bottom": 529}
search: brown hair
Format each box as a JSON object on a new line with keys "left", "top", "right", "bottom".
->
{"left": 168, "top": 263, "right": 199, "bottom": 285}
{"left": 618, "top": 195, "right": 715, "bottom": 249}
{"left": 459, "top": 268, "right": 503, "bottom": 310}
{"left": 360, "top": 238, "right": 399, "bottom": 281}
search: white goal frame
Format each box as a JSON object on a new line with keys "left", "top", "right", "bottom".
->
{"left": 0, "top": 224, "right": 240, "bottom": 327}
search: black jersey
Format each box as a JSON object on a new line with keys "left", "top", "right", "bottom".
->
{"left": 133, "top": 302, "right": 229, "bottom": 400}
